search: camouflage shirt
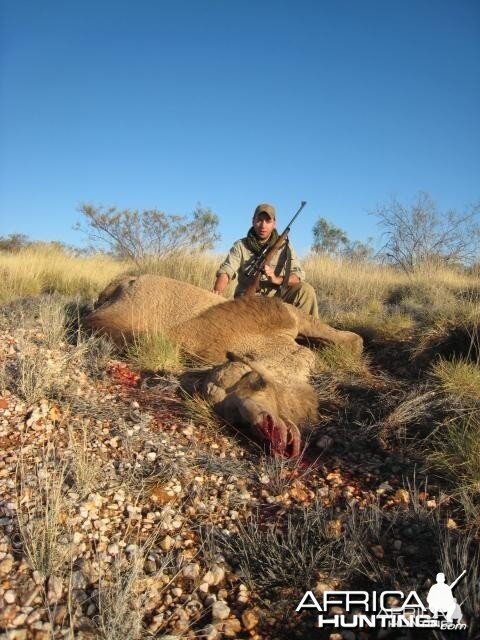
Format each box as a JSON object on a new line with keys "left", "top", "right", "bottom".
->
{"left": 216, "top": 238, "right": 306, "bottom": 297}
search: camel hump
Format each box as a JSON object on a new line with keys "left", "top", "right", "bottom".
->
{"left": 95, "top": 275, "right": 138, "bottom": 309}
{"left": 87, "top": 274, "right": 225, "bottom": 340}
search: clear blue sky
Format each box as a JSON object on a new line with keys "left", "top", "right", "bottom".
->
{"left": 1, "top": 0, "right": 479, "bottom": 255}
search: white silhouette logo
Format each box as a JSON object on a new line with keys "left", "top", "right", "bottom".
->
{"left": 427, "top": 570, "right": 466, "bottom": 622}
{"left": 296, "top": 569, "right": 468, "bottom": 630}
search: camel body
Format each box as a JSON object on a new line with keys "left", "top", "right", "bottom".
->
{"left": 86, "top": 274, "right": 363, "bottom": 456}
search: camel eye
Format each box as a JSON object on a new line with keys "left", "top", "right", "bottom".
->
{"left": 249, "top": 373, "right": 267, "bottom": 391}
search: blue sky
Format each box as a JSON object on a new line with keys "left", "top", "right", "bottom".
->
{"left": 1, "top": 0, "right": 479, "bottom": 255}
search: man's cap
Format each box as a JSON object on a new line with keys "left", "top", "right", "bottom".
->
{"left": 253, "top": 203, "right": 276, "bottom": 220}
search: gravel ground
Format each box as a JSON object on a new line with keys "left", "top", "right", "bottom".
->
{"left": 0, "top": 306, "right": 475, "bottom": 640}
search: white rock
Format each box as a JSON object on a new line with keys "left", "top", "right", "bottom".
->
{"left": 211, "top": 600, "right": 230, "bottom": 621}
{"left": 73, "top": 532, "right": 83, "bottom": 544}
{"left": 107, "top": 543, "right": 119, "bottom": 555}
{"left": 47, "top": 575, "right": 63, "bottom": 603}
{"left": 202, "top": 570, "right": 215, "bottom": 585}
{"left": 160, "top": 535, "right": 174, "bottom": 551}
{"left": 211, "top": 565, "right": 225, "bottom": 585}
{"left": 182, "top": 563, "right": 200, "bottom": 579}
{"left": 316, "top": 435, "right": 334, "bottom": 450}
{"left": 198, "top": 625, "right": 219, "bottom": 640}
{"left": 4, "top": 589, "right": 16, "bottom": 603}
{"left": 376, "top": 482, "right": 393, "bottom": 494}
{"left": 0, "top": 554, "right": 14, "bottom": 574}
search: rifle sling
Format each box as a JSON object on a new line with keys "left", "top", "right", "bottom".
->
{"left": 277, "top": 239, "right": 292, "bottom": 298}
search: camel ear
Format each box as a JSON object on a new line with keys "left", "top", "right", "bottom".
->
{"left": 248, "top": 372, "right": 267, "bottom": 391}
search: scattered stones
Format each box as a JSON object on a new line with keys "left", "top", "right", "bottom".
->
{"left": 0, "top": 306, "right": 470, "bottom": 640}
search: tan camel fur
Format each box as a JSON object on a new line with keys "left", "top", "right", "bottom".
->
{"left": 194, "top": 353, "right": 319, "bottom": 457}
{"left": 85, "top": 274, "right": 363, "bottom": 456}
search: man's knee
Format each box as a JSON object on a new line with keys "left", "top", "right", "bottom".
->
{"left": 282, "top": 282, "right": 318, "bottom": 317}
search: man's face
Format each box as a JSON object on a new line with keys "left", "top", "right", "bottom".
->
{"left": 252, "top": 213, "right": 276, "bottom": 241}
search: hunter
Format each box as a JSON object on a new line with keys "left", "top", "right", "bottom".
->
{"left": 213, "top": 202, "right": 318, "bottom": 317}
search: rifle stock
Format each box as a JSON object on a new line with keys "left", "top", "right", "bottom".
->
{"left": 244, "top": 201, "right": 306, "bottom": 297}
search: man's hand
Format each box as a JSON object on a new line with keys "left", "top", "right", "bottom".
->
{"left": 263, "top": 264, "right": 282, "bottom": 286}
{"left": 213, "top": 273, "right": 229, "bottom": 295}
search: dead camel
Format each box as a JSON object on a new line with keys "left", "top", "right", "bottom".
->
{"left": 85, "top": 274, "right": 363, "bottom": 456}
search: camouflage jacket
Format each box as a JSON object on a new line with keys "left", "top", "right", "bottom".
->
{"left": 216, "top": 238, "right": 306, "bottom": 297}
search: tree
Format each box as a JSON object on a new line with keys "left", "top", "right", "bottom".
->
{"left": 342, "top": 239, "right": 375, "bottom": 262}
{"left": 311, "top": 217, "right": 374, "bottom": 261}
{"left": 311, "top": 218, "right": 349, "bottom": 254}
{"left": 76, "top": 203, "right": 220, "bottom": 262}
{"left": 0, "top": 233, "right": 31, "bottom": 252}
{"left": 372, "top": 192, "right": 480, "bottom": 272}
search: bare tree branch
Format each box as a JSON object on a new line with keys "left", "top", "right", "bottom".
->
{"left": 75, "top": 203, "right": 220, "bottom": 263}
{"left": 372, "top": 192, "right": 480, "bottom": 272}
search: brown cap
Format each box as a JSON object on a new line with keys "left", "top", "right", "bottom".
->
{"left": 253, "top": 203, "right": 276, "bottom": 221}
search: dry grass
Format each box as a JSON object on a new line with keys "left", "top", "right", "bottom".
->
{"left": 429, "top": 412, "right": 480, "bottom": 495}
{"left": 94, "top": 548, "right": 145, "bottom": 640}
{"left": 437, "top": 522, "right": 480, "bottom": 633}
{"left": 304, "top": 254, "right": 476, "bottom": 314}
{"left": 2, "top": 246, "right": 478, "bottom": 322}
{"left": 16, "top": 452, "right": 71, "bottom": 577}
{"left": 256, "top": 452, "right": 312, "bottom": 496}
{"left": 10, "top": 340, "right": 55, "bottom": 404}
{"left": 182, "top": 393, "right": 223, "bottom": 436}
{"left": 37, "top": 294, "right": 69, "bottom": 348}
{"left": 377, "top": 387, "right": 450, "bottom": 447}
{"left": 130, "top": 252, "right": 220, "bottom": 292}
{"left": 0, "top": 245, "right": 128, "bottom": 304}
{"left": 125, "top": 331, "right": 183, "bottom": 373}
{"left": 70, "top": 332, "right": 116, "bottom": 378}
{"left": 304, "top": 254, "right": 404, "bottom": 312}
{"left": 314, "top": 343, "right": 373, "bottom": 378}
{"left": 218, "top": 500, "right": 384, "bottom": 604}
{"left": 413, "top": 314, "right": 479, "bottom": 366}
{"left": 67, "top": 421, "right": 102, "bottom": 496}
{"left": 431, "top": 357, "right": 480, "bottom": 403}
{"left": 336, "top": 300, "right": 415, "bottom": 341}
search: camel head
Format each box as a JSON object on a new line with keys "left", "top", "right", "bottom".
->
{"left": 201, "top": 355, "right": 312, "bottom": 458}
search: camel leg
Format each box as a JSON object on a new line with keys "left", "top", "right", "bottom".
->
{"left": 291, "top": 308, "right": 363, "bottom": 354}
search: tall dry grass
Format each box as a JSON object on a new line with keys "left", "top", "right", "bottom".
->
{"left": 303, "top": 253, "right": 477, "bottom": 314}
{"left": 2, "top": 245, "right": 478, "bottom": 313}
{"left": 129, "top": 252, "right": 220, "bottom": 291}
{"left": 0, "top": 245, "right": 129, "bottom": 304}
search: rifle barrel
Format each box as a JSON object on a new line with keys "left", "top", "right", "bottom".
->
{"left": 283, "top": 201, "right": 307, "bottom": 232}
{"left": 450, "top": 569, "right": 467, "bottom": 590}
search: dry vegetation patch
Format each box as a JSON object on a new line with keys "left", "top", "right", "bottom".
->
{"left": 0, "top": 250, "right": 479, "bottom": 638}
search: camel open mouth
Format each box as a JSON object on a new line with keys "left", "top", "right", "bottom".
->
{"left": 254, "top": 413, "right": 301, "bottom": 458}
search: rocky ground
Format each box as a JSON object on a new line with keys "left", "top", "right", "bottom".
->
{"left": 0, "top": 297, "right": 477, "bottom": 640}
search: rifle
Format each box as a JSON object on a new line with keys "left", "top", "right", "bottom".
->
{"left": 243, "top": 201, "right": 307, "bottom": 297}
{"left": 449, "top": 570, "right": 467, "bottom": 590}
